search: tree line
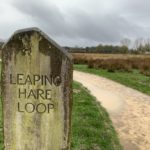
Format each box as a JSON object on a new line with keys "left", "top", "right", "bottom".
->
{"left": 65, "top": 45, "right": 129, "bottom": 54}
{"left": 0, "top": 42, "right": 4, "bottom": 49}
{"left": 65, "top": 38, "right": 150, "bottom": 54}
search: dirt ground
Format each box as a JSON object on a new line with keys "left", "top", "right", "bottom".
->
{"left": 74, "top": 70, "right": 150, "bottom": 150}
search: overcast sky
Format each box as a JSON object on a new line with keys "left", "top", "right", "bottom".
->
{"left": 0, "top": 0, "right": 150, "bottom": 47}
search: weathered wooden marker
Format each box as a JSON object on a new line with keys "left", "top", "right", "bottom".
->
{"left": 2, "top": 28, "right": 73, "bottom": 150}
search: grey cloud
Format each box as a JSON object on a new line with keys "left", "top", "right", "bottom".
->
{"left": 4, "top": 0, "right": 150, "bottom": 46}
{"left": 71, "top": 12, "right": 142, "bottom": 42}
{"left": 116, "top": 0, "right": 150, "bottom": 25}
{"left": 125, "top": 1, "right": 150, "bottom": 15}
{"left": 13, "top": 0, "right": 68, "bottom": 35}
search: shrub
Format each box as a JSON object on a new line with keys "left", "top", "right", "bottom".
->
{"left": 139, "top": 60, "right": 150, "bottom": 76}
{"left": 73, "top": 53, "right": 150, "bottom": 76}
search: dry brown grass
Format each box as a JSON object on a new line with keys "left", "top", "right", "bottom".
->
{"left": 72, "top": 53, "right": 150, "bottom": 76}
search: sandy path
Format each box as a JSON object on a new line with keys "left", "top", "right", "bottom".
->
{"left": 73, "top": 70, "right": 150, "bottom": 150}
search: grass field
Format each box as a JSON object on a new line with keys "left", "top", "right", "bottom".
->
{"left": 72, "top": 53, "right": 150, "bottom": 59}
{"left": 73, "top": 53, "right": 150, "bottom": 76}
{"left": 71, "top": 82, "right": 122, "bottom": 150}
{"left": 0, "top": 81, "right": 122, "bottom": 150}
{"left": 74, "top": 64, "right": 150, "bottom": 95}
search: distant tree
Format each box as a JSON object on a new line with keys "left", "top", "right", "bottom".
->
{"left": 134, "top": 38, "right": 143, "bottom": 51}
{"left": 144, "top": 38, "right": 150, "bottom": 52}
{"left": 133, "top": 38, "right": 150, "bottom": 53}
{"left": 0, "top": 42, "right": 4, "bottom": 49}
{"left": 120, "top": 38, "right": 131, "bottom": 48}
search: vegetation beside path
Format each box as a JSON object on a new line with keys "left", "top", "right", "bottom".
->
{"left": 71, "top": 82, "right": 122, "bottom": 150}
{"left": 74, "top": 64, "right": 150, "bottom": 95}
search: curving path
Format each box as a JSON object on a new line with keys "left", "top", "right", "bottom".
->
{"left": 73, "top": 70, "right": 150, "bottom": 150}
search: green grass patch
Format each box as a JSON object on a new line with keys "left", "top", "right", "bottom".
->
{"left": 71, "top": 82, "right": 122, "bottom": 150}
{"left": 74, "top": 64, "right": 150, "bottom": 95}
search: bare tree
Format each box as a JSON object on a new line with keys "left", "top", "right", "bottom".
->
{"left": 144, "top": 38, "right": 150, "bottom": 52}
{"left": 134, "top": 38, "right": 144, "bottom": 51}
{"left": 120, "top": 38, "right": 131, "bottom": 48}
